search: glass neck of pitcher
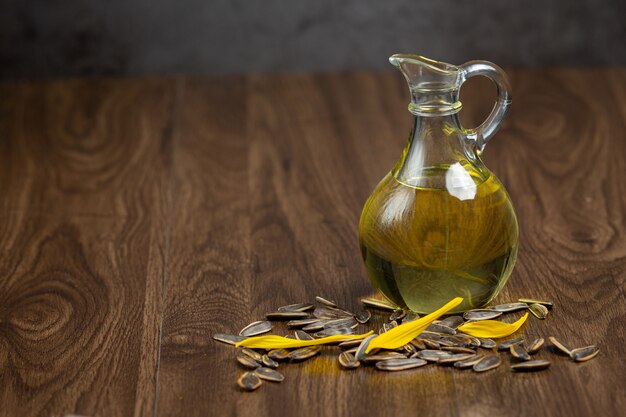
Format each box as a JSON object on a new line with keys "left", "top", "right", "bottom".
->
{"left": 391, "top": 106, "right": 482, "bottom": 190}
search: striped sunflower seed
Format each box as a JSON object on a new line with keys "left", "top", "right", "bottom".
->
{"left": 302, "top": 321, "right": 326, "bottom": 332}
{"left": 548, "top": 336, "right": 573, "bottom": 355}
{"left": 314, "top": 327, "right": 354, "bottom": 337}
{"left": 441, "top": 346, "right": 476, "bottom": 354}
{"left": 287, "top": 318, "right": 321, "bottom": 328}
{"left": 288, "top": 346, "right": 321, "bottom": 361}
{"left": 213, "top": 333, "right": 246, "bottom": 346}
{"left": 354, "top": 310, "right": 371, "bottom": 324}
{"left": 439, "top": 315, "right": 464, "bottom": 329}
{"left": 510, "top": 344, "right": 531, "bottom": 361}
{"left": 529, "top": 303, "right": 549, "bottom": 319}
{"left": 354, "top": 334, "right": 378, "bottom": 361}
{"left": 478, "top": 338, "right": 497, "bottom": 349}
{"left": 511, "top": 359, "right": 551, "bottom": 371}
{"left": 416, "top": 350, "right": 453, "bottom": 362}
{"left": 277, "top": 303, "right": 315, "bottom": 312}
{"left": 490, "top": 302, "right": 528, "bottom": 313}
{"left": 294, "top": 330, "right": 314, "bottom": 341}
{"left": 375, "top": 358, "right": 427, "bottom": 371}
{"left": 570, "top": 345, "right": 599, "bottom": 362}
{"left": 362, "top": 352, "right": 407, "bottom": 363}
{"left": 254, "top": 367, "right": 284, "bottom": 382}
{"left": 267, "top": 348, "right": 291, "bottom": 360}
{"left": 266, "top": 311, "right": 310, "bottom": 320}
{"left": 390, "top": 309, "right": 407, "bottom": 321}
{"left": 473, "top": 354, "right": 501, "bottom": 372}
{"left": 315, "top": 296, "right": 338, "bottom": 308}
{"left": 518, "top": 298, "right": 553, "bottom": 308}
{"left": 237, "top": 354, "right": 261, "bottom": 369}
{"left": 241, "top": 348, "right": 263, "bottom": 362}
{"left": 261, "top": 354, "right": 279, "bottom": 369}
{"left": 497, "top": 337, "right": 524, "bottom": 351}
{"left": 526, "top": 338, "right": 544, "bottom": 354}
{"left": 454, "top": 354, "right": 485, "bottom": 369}
{"left": 338, "top": 351, "right": 360, "bottom": 369}
{"left": 237, "top": 372, "right": 262, "bottom": 391}
{"left": 324, "top": 317, "right": 358, "bottom": 329}
{"left": 361, "top": 297, "right": 397, "bottom": 311}
{"left": 437, "top": 353, "right": 477, "bottom": 365}
{"left": 426, "top": 323, "right": 456, "bottom": 335}
{"left": 463, "top": 309, "right": 503, "bottom": 321}
{"left": 239, "top": 321, "right": 273, "bottom": 337}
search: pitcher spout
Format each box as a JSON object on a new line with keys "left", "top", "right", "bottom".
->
{"left": 389, "top": 54, "right": 463, "bottom": 116}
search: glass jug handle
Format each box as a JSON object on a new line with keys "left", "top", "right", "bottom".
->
{"left": 459, "top": 61, "right": 512, "bottom": 153}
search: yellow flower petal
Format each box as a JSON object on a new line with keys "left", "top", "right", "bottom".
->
{"left": 365, "top": 297, "right": 463, "bottom": 353}
{"left": 458, "top": 313, "right": 529, "bottom": 338}
{"left": 234, "top": 331, "right": 375, "bottom": 349}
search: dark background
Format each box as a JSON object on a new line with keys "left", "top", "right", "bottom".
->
{"left": 1, "top": 0, "right": 624, "bottom": 80}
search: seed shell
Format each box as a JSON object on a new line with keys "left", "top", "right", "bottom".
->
{"left": 490, "top": 302, "right": 529, "bottom": 313}
{"left": 302, "top": 321, "right": 326, "bottom": 332}
{"left": 511, "top": 359, "right": 551, "bottom": 371}
{"left": 354, "top": 310, "right": 371, "bottom": 324}
{"left": 441, "top": 346, "right": 476, "bottom": 354}
{"left": 277, "top": 303, "right": 314, "bottom": 312}
{"left": 437, "top": 353, "right": 477, "bottom": 365}
{"left": 439, "top": 315, "right": 465, "bottom": 329}
{"left": 361, "top": 297, "right": 397, "bottom": 311}
{"left": 354, "top": 334, "right": 378, "bottom": 361}
{"left": 463, "top": 309, "right": 503, "bottom": 321}
{"left": 254, "top": 367, "right": 285, "bottom": 382}
{"left": 454, "top": 354, "right": 485, "bottom": 369}
{"left": 338, "top": 339, "right": 363, "bottom": 349}
{"left": 315, "top": 296, "right": 338, "bottom": 308}
{"left": 241, "top": 348, "right": 263, "bottom": 362}
{"left": 390, "top": 309, "right": 407, "bottom": 321}
{"left": 338, "top": 351, "right": 360, "bottom": 369}
{"left": 426, "top": 323, "right": 456, "bottom": 335}
{"left": 237, "top": 354, "right": 261, "bottom": 369}
{"left": 526, "top": 338, "right": 544, "bottom": 354}
{"left": 287, "top": 318, "right": 321, "bottom": 328}
{"left": 497, "top": 337, "right": 524, "bottom": 351}
{"left": 294, "top": 330, "right": 314, "bottom": 340}
{"left": 518, "top": 298, "right": 553, "bottom": 308}
{"left": 213, "top": 333, "right": 246, "bottom": 346}
{"left": 261, "top": 354, "right": 279, "bottom": 369}
{"left": 267, "top": 349, "right": 291, "bottom": 361}
{"left": 375, "top": 358, "right": 427, "bottom": 371}
{"left": 510, "top": 344, "right": 531, "bottom": 361}
{"left": 548, "top": 336, "right": 573, "bottom": 355}
{"left": 288, "top": 346, "right": 321, "bottom": 361}
{"left": 529, "top": 303, "right": 549, "bottom": 320}
{"left": 314, "top": 327, "right": 355, "bottom": 337}
{"left": 324, "top": 317, "right": 358, "bottom": 329}
{"left": 473, "top": 354, "right": 501, "bottom": 372}
{"left": 570, "top": 345, "right": 599, "bottom": 362}
{"left": 237, "top": 372, "right": 262, "bottom": 391}
{"left": 362, "top": 352, "right": 407, "bottom": 363}
{"left": 313, "top": 306, "right": 352, "bottom": 319}
{"left": 410, "top": 339, "right": 427, "bottom": 350}
{"left": 266, "top": 311, "right": 310, "bottom": 320}
{"left": 478, "top": 338, "right": 497, "bottom": 349}
{"left": 416, "top": 350, "right": 453, "bottom": 362}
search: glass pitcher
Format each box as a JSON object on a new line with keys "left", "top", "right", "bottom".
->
{"left": 359, "top": 54, "right": 518, "bottom": 313}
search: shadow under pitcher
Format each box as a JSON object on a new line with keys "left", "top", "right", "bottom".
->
{"left": 359, "top": 54, "right": 518, "bottom": 314}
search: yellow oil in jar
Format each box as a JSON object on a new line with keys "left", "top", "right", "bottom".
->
{"left": 359, "top": 165, "right": 518, "bottom": 313}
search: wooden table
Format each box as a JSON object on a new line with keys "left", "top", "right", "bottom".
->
{"left": 0, "top": 68, "right": 624, "bottom": 417}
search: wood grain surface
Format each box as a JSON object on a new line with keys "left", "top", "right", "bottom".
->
{"left": 0, "top": 68, "right": 624, "bottom": 417}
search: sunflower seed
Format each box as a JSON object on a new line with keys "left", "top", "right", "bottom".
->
{"left": 439, "top": 315, "right": 464, "bottom": 329}
{"left": 467, "top": 335, "right": 482, "bottom": 347}
{"left": 570, "top": 345, "right": 600, "bottom": 362}
{"left": 478, "top": 338, "right": 497, "bottom": 349}
{"left": 302, "top": 321, "right": 326, "bottom": 332}
{"left": 324, "top": 317, "right": 358, "bottom": 329}
{"left": 361, "top": 297, "right": 397, "bottom": 311}
{"left": 261, "top": 354, "right": 279, "bottom": 369}
{"left": 338, "top": 351, "right": 360, "bottom": 369}
{"left": 418, "top": 331, "right": 442, "bottom": 340}
{"left": 410, "top": 339, "right": 427, "bottom": 350}
{"left": 473, "top": 354, "right": 501, "bottom": 372}
{"left": 526, "top": 338, "right": 544, "bottom": 354}
{"left": 463, "top": 309, "right": 503, "bottom": 321}
{"left": 383, "top": 321, "right": 398, "bottom": 332}
{"left": 421, "top": 339, "right": 441, "bottom": 350}
{"left": 239, "top": 321, "right": 272, "bottom": 337}
{"left": 529, "top": 303, "right": 549, "bottom": 320}
{"left": 315, "top": 296, "right": 338, "bottom": 308}
{"left": 404, "top": 311, "right": 421, "bottom": 322}
{"left": 354, "top": 334, "right": 378, "bottom": 361}
{"left": 375, "top": 358, "right": 427, "bottom": 371}
{"left": 254, "top": 367, "right": 284, "bottom": 382}
{"left": 548, "top": 336, "right": 573, "bottom": 355}
{"left": 288, "top": 346, "right": 321, "bottom": 361}
{"left": 267, "top": 349, "right": 290, "bottom": 360}
{"left": 237, "top": 354, "right": 261, "bottom": 369}
{"left": 338, "top": 339, "right": 363, "bottom": 349}
{"left": 237, "top": 372, "right": 262, "bottom": 391}
{"left": 426, "top": 323, "right": 456, "bottom": 335}
{"left": 441, "top": 346, "right": 476, "bottom": 354}
{"left": 416, "top": 350, "right": 453, "bottom": 362}
{"left": 363, "top": 352, "right": 407, "bottom": 363}
{"left": 354, "top": 310, "right": 371, "bottom": 324}
{"left": 510, "top": 344, "right": 531, "bottom": 360}
{"left": 266, "top": 311, "right": 310, "bottom": 320}
{"left": 277, "top": 303, "right": 315, "bottom": 312}
{"left": 442, "top": 334, "right": 474, "bottom": 347}
{"left": 437, "top": 353, "right": 477, "bottom": 365}
{"left": 403, "top": 344, "right": 418, "bottom": 355}
{"left": 287, "top": 318, "right": 321, "bottom": 328}
{"left": 498, "top": 337, "right": 524, "bottom": 351}
{"left": 314, "top": 306, "right": 352, "bottom": 319}
{"left": 241, "top": 348, "right": 263, "bottom": 362}
{"left": 490, "top": 302, "right": 528, "bottom": 313}
{"left": 294, "top": 330, "right": 314, "bottom": 341}
{"left": 518, "top": 298, "right": 553, "bottom": 308}
{"left": 511, "top": 359, "right": 551, "bottom": 371}
{"left": 390, "top": 309, "right": 407, "bottom": 321}
{"left": 454, "top": 354, "right": 485, "bottom": 368}
{"left": 213, "top": 333, "right": 246, "bottom": 345}
{"left": 284, "top": 334, "right": 296, "bottom": 339}
{"left": 314, "top": 327, "right": 354, "bottom": 337}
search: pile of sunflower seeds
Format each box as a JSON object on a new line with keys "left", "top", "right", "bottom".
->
{"left": 213, "top": 296, "right": 599, "bottom": 391}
